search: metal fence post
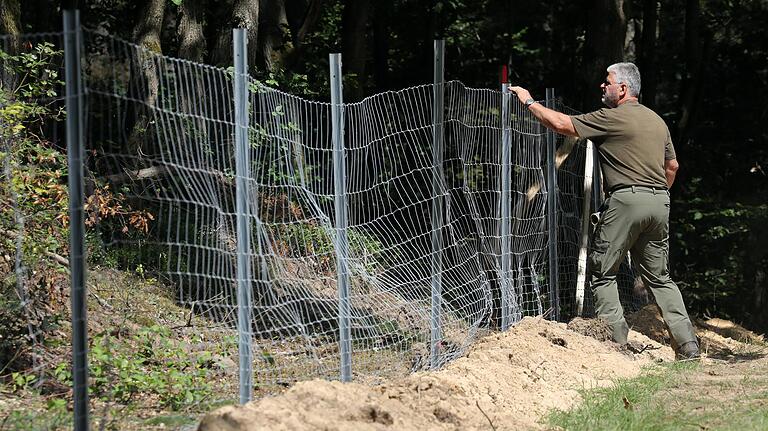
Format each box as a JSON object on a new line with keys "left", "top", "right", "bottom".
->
{"left": 500, "top": 82, "right": 512, "bottom": 331}
{"left": 545, "top": 88, "right": 560, "bottom": 321}
{"left": 64, "top": 10, "right": 89, "bottom": 431}
{"left": 330, "top": 53, "right": 352, "bottom": 382}
{"left": 431, "top": 40, "right": 445, "bottom": 368}
{"left": 233, "top": 28, "right": 254, "bottom": 403}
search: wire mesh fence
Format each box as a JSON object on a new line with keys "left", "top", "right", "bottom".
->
{"left": 0, "top": 17, "right": 649, "bottom": 428}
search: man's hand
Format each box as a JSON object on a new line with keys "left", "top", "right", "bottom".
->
{"left": 508, "top": 86, "right": 532, "bottom": 104}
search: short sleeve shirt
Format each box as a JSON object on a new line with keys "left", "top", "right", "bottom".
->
{"left": 570, "top": 101, "right": 675, "bottom": 190}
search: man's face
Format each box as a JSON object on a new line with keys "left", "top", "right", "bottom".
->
{"left": 600, "top": 72, "right": 623, "bottom": 108}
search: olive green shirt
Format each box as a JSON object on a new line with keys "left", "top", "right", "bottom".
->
{"left": 570, "top": 101, "right": 675, "bottom": 191}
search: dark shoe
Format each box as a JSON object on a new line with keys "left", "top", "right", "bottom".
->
{"left": 676, "top": 341, "right": 701, "bottom": 360}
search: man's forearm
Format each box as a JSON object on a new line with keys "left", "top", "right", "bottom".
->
{"left": 665, "top": 158, "right": 679, "bottom": 188}
{"left": 528, "top": 102, "right": 578, "bottom": 137}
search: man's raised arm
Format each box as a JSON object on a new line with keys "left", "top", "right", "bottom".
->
{"left": 508, "top": 86, "right": 578, "bottom": 137}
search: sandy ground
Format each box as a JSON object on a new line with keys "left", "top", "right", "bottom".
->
{"left": 197, "top": 316, "right": 674, "bottom": 430}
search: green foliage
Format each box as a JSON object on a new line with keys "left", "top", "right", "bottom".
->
{"left": 0, "top": 396, "right": 70, "bottom": 430}
{"left": 74, "top": 325, "right": 214, "bottom": 410}
{"left": 671, "top": 198, "right": 768, "bottom": 327}
{"left": 0, "top": 41, "right": 155, "bottom": 373}
{"left": 272, "top": 220, "right": 386, "bottom": 274}
{"left": 0, "top": 41, "right": 68, "bottom": 372}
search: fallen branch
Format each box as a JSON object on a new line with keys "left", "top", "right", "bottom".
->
{"left": 104, "top": 165, "right": 168, "bottom": 185}
{"left": 0, "top": 227, "right": 69, "bottom": 267}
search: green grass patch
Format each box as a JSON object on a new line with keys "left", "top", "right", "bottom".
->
{"left": 548, "top": 359, "right": 768, "bottom": 431}
{"left": 547, "top": 362, "right": 699, "bottom": 431}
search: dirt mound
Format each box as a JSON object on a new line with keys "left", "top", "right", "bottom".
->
{"left": 626, "top": 304, "right": 670, "bottom": 345}
{"left": 566, "top": 317, "right": 613, "bottom": 342}
{"left": 198, "top": 317, "right": 673, "bottom": 430}
{"left": 697, "top": 318, "right": 765, "bottom": 345}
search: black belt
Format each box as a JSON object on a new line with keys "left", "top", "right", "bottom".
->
{"left": 608, "top": 185, "right": 668, "bottom": 194}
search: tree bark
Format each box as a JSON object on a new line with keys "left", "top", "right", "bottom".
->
{"left": 178, "top": 0, "right": 206, "bottom": 62}
{"left": 258, "top": 0, "right": 287, "bottom": 72}
{"left": 578, "top": 0, "right": 627, "bottom": 110}
{"left": 282, "top": 0, "right": 324, "bottom": 68}
{"left": 341, "top": 0, "right": 371, "bottom": 101}
{"left": 638, "top": 0, "right": 659, "bottom": 109}
{"left": 208, "top": 0, "right": 259, "bottom": 70}
{"left": 0, "top": 0, "right": 20, "bottom": 36}
{"left": 177, "top": 0, "right": 208, "bottom": 133}
{"left": 126, "top": 0, "right": 166, "bottom": 158}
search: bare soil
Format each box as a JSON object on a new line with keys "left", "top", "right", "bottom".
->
{"left": 198, "top": 305, "right": 768, "bottom": 431}
{"left": 198, "top": 316, "right": 674, "bottom": 430}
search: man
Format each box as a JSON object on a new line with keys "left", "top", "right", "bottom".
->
{"left": 509, "top": 62, "right": 699, "bottom": 359}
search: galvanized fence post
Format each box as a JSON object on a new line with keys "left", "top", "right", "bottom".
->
{"left": 330, "top": 53, "right": 352, "bottom": 382}
{"left": 233, "top": 28, "right": 254, "bottom": 403}
{"left": 500, "top": 83, "right": 512, "bottom": 330}
{"left": 545, "top": 88, "right": 560, "bottom": 321}
{"left": 64, "top": 9, "right": 89, "bottom": 431}
{"left": 431, "top": 40, "right": 445, "bottom": 368}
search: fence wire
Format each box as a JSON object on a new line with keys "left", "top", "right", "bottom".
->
{"left": 0, "top": 25, "right": 651, "bottom": 427}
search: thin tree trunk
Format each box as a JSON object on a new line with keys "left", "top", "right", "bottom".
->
{"left": 177, "top": 0, "right": 209, "bottom": 141}
{"left": 0, "top": 0, "right": 20, "bottom": 91}
{"left": 638, "top": 0, "right": 659, "bottom": 109}
{"left": 178, "top": 0, "right": 206, "bottom": 62}
{"left": 341, "top": 0, "right": 371, "bottom": 101}
{"left": 258, "top": 0, "right": 287, "bottom": 72}
{"left": 578, "top": 0, "right": 627, "bottom": 110}
{"left": 126, "top": 0, "right": 166, "bottom": 158}
{"left": 282, "top": 0, "right": 324, "bottom": 68}
{"left": 0, "top": 0, "right": 20, "bottom": 36}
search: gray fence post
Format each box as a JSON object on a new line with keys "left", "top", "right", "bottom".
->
{"left": 500, "top": 83, "right": 512, "bottom": 330}
{"left": 545, "top": 88, "right": 560, "bottom": 321}
{"left": 330, "top": 53, "right": 352, "bottom": 382}
{"left": 64, "top": 10, "right": 89, "bottom": 431}
{"left": 233, "top": 28, "right": 254, "bottom": 403}
{"left": 430, "top": 40, "right": 445, "bottom": 369}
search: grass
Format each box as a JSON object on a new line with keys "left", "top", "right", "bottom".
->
{"left": 547, "top": 358, "right": 768, "bottom": 431}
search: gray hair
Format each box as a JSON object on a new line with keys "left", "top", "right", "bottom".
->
{"left": 607, "top": 62, "right": 641, "bottom": 97}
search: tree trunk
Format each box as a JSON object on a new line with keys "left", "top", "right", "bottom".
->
{"left": 0, "top": 0, "right": 20, "bottom": 91}
{"left": 0, "top": 0, "right": 20, "bottom": 36}
{"left": 258, "top": 0, "right": 287, "bottom": 72}
{"left": 638, "top": 0, "right": 659, "bottom": 109}
{"left": 208, "top": 0, "right": 259, "bottom": 70}
{"left": 578, "top": 0, "right": 627, "bottom": 110}
{"left": 282, "top": 0, "right": 324, "bottom": 68}
{"left": 341, "top": 0, "right": 371, "bottom": 101}
{"left": 126, "top": 0, "right": 166, "bottom": 159}
{"left": 177, "top": 0, "right": 209, "bottom": 139}
{"left": 178, "top": 0, "right": 206, "bottom": 62}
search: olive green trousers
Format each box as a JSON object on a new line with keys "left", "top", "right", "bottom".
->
{"left": 589, "top": 187, "right": 696, "bottom": 346}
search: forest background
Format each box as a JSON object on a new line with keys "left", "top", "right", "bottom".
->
{"left": 4, "top": 0, "right": 767, "bottom": 333}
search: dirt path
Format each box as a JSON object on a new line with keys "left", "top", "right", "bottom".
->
{"left": 198, "top": 317, "right": 674, "bottom": 430}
